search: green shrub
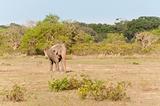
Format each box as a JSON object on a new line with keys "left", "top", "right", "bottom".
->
{"left": 4, "top": 84, "right": 26, "bottom": 102}
{"left": 67, "top": 76, "right": 81, "bottom": 90}
{"left": 48, "top": 77, "right": 69, "bottom": 92}
{"left": 103, "top": 33, "right": 126, "bottom": 44}
{"left": 71, "top": 41, "right": 160, "bottom": 56}
{"left": 48, "top": 75, "right": 131, "bottom": 101}
{"left": 48, "top": 75, "right": 81, "bottom": 92}
{"left": 78, "top": 79, "right": 106, "bottom": 100}
{"left": 132, "top": 61, "right": 140, "bottom": 65}
{"left": 78, "top": 80, "right": 130, "bottom": 101}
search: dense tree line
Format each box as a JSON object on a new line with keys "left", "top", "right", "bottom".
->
{"left": 0, "top": 15, "right": 160, "bottom": 55}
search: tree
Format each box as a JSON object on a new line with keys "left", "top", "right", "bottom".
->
{"left": 20, "top": 15, "right": 93, "bottom": 55}
{"left": 1, "top": 23, "right": 26, "bottom": 50}
{"left": 123, "top": 16, "right": 160, "bottom": 40}
{"left": 135, "top": 32, "right": 159, "bottom": 48}
{"left": 43, "top": 14, "right": 60, "bottom": 23}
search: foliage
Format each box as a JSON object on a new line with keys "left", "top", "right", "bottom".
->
{"left": 1, "top": 15, "right": 160, "bottom": 55}
{"left": 78, "top": 77, "right": 130, "bottom": 101}
{"left": 102, "top": 33, "right": 126, "bottom": 43}
{"left": 0, "top": 23, "right": 26, "bottom": 55}
{"left": 78, "top": 78, "right": 106, "bottom": 100}
{"left": 48, "top": 75, "right": 81, "bottom": 92}
{"left": 20, "top": 15, "right": 94, "bottom": 55}
{"left": 123, "top": 16, "right": 160, "bottom": 40}
{"left": 150, "top": 29, "right": 160, "bottom": 43}
{"left": 87, "top": 23, "right": 116, "bottom": 42}
{"left": 135, "top": 31, "right": 159, "bottom": 48}
{"left": 4, "top": 84, "right": 26, "bottom": 102}
{"left": 104, "top": 81, "right": 131, "bottom": 101}
{"left": 132, "top": 61, "right": 140, "bottom": 65}
{"left": 48, "top": 77, "right": 70, "bottom": 92}
{"left": 88, "top": 23, "right": 116, "bottom": 34}
{"left": 71, "top": 42, "right": 155, "bottom": 56}
{"left": 0, "top": 34, "right": 13, "bottom": 55}
{"left": 20, "top": 19, "right": 67, "bottom": 55}
{"left": 78, "top": 76, "right": 130, "bottom": 101}
{"left": 48, "top": 74, "right": 130, "bottom": 101}
{"left": 1, "top": 23, "right": 26, "bottom": 49}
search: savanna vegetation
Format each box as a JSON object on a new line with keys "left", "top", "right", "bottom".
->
{"left": 48, "top": 74, "right": 130, "bottom": 101}
{"left": 1, "top": 14, "right": 160, "bottom": 56}
{"left": 1, "top": 14, "right": 160, "bottom": 106}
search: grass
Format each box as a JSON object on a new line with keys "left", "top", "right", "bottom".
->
{"left": 132, "top": 61, "right": 140, "bottom": 65}
{"left": 2, "top": 84, "right": 26, "bottom": 102}
{"left": 0, "top": 55, "right": 160, "bottom": 106}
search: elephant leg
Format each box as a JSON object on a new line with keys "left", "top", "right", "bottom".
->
{"left": 62, "top": 58, "right": 66, "bottom": 72}
{"left": 55, "top": 62, "right": 59, "bottom": 71}
{"left": 49, "top": 60, "right": 54, "bottom": 78}
{"left": 60, "top": 60, "right": 65, "bottom": 72}
{"left": 50, "top": 60, "right": 53, "bottom": 72}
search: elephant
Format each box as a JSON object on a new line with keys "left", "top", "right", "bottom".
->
{"left": 44, "top": 43, "right": 66, "bottom": 72}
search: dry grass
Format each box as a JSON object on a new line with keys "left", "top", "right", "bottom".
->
{"left": 0, "top": 55, "right": 160, "bottom": 106}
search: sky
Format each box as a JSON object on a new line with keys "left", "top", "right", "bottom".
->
{"left": 0, "top": 0, "right": 160, "bottom": 25}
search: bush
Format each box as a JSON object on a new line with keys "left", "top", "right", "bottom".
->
{"left": 48, "top": 74, "right": 131, "bottom": 101}
{"left": 48, "top": 75, "right": 81, "bottom": 92}
{"left": 103, "top": 33, "right": 126, "bottom": 44}
{"left": 78, "top": 78, "right": 130, "bottom": 101}
{"left": 132, "top": 61, "right": 140, "bottom": 65}
{"left": 71, "top": 42, "right": 155, "bottom": 56}
{"left": 105, "top": 81, "right": 131, "bottom": 101}
{"left": 78, "top": 79, "right": 106, "bottom": 100}
{"left": 48, "top": 77, "right": 70, "bottom": 92}
{"left": 4, "top": 84, "right": 26, "bottom": 102}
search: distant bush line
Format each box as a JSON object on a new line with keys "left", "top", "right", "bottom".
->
{"left": 0, "top": 15, "right": 160, "bottom": 56}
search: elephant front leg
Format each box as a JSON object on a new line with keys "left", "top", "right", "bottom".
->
{"left": 61, "top": 59, "right": 66, "bottom": 72}
{"left": 50, "top": 60, "right": 53, "bottom": 72}
{"left": 55, "top": 62, "right": 60, "bottom": 71}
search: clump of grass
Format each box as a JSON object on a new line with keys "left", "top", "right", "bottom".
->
{"left": 0, "top": 62, "right": 12, "bottom": 66}
{"left": 4, "top": 84, "right": 26, "bottom": 102}
{"left": 132, "top": 61, "right": 140, "bottom": 65}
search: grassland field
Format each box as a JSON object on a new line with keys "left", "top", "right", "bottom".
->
{"left": 0, "top": 55, "right": 160, "bottom": 106}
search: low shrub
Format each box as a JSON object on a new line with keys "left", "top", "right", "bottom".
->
{"left": 48, "top": 77, "right": 70, "bottom": 92}
{"left": 71, "top": 42, "right": 156, "bottom": 56}
{"left": 132, "top": 61, "right": 140, "bottom": 65}
{"left": 105, "top": 81, "right": 131, "bottom": 101}
{"left": 78, "top": 78, "right": 131, "bottom": 101}
{"left": 4, "top": 84, "right": 26, "bottom": 102}
{"left": 48, "top": 74, "right": 131, "bottom": 101}
{"left": 78, "top": 79, "right": 106, "bottom": 100}
{"left": 48, "top": 75, "right": 81, "bottom": 92}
